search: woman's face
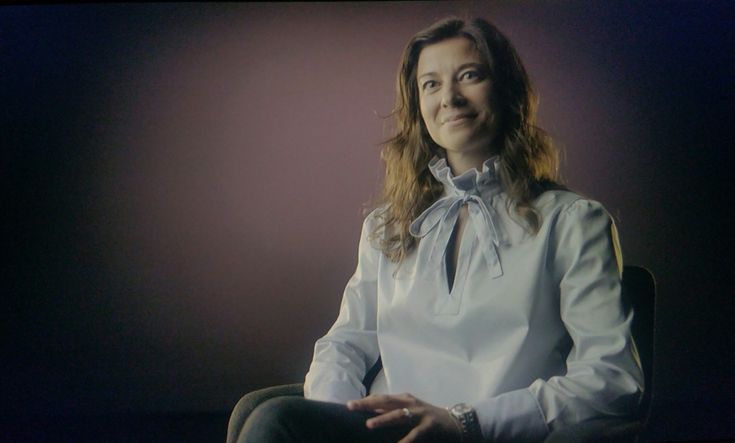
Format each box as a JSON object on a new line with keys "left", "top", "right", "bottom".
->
{"left": 417, "top": 37, "right": 498, "bottom": 158}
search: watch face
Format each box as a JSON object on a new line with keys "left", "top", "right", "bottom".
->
{"left": 451, "top": 403, "right": 473, "bottom": 415}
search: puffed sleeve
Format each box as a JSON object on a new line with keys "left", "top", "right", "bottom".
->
{"left": 473, "top": 198, "right": 644, "bottom": 441}
{"left": 303, "top": 211, "right": 382, "bottom": 404}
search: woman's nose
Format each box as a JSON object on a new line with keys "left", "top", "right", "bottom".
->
{"left": 441, "top": 84, "right": 466, "bottom": 108}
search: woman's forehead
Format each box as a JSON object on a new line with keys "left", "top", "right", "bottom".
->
{"left": 417, "top": 37, "right": 485, "bottom": 75}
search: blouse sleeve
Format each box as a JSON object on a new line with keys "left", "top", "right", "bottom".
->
{"left": 303, "top": 212, "right": 382, "bottom": 404}
{"left": 473, "top": 198, "right": 644, "bottom": 441}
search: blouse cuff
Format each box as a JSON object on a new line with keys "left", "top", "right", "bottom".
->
{"left": 303, "top": 373, "right": 365, "bottom": 404}
{"left": 473, "top": 388, "right": 549, "bottom": 442}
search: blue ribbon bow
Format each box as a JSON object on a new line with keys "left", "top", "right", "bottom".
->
{"left": 409, "top": 163, "right": 504, "bottom": 279}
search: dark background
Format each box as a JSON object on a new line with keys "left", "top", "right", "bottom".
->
{"left": 3, "top": 2, "right": 733, "bottom": 442}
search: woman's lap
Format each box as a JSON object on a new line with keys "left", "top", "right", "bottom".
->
{"left": 236, "top": 396, "right": 412, "bottom": 443}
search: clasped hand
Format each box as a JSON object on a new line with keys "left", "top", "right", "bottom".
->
{"left": 347, "top": 393, "right": 462, "bottom": 443}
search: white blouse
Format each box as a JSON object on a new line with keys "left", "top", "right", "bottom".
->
{"left": 304, "top": 156, "right": 643, "bottom": 441}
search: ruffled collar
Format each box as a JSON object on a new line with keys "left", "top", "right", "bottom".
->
{"left": 428, "top": 156, "right": 501, "bottom": 196}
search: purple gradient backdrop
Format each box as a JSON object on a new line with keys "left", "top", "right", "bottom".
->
{"left": 5, "top": 2, "right": 734, "bottom": 440}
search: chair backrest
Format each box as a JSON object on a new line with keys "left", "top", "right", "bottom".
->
{"left": 621, "top": 265, "right": 656, "bottom": 422}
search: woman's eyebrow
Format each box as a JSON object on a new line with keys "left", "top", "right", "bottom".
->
{"left": 418, "top": 63, "right": 485, "bottom": 80}
{"left": 456, "top": 62, "right": 484, "bottom": 70}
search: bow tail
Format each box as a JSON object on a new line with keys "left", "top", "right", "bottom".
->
{"left": 429, "top": 203, "right": 462, "bottom": 271}
{"left": 468, "top": 203, "right": 504, "bottom": 279}
{"left": 480, "top": 239, "right": 504, "bottom": 278}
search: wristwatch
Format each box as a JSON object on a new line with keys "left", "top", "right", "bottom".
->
{"left": 448, "top": 402, "right": 483, "bottom": 442}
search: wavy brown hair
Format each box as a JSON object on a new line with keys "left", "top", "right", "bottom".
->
{"left": 371, "top": 17, "right": 562, "bottom": 263}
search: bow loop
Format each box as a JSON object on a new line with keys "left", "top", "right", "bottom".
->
{"left": 409, "top": 196, "right": 456, "bottom": 238}
{"left": 409, "top": 197, "right": 464, "bottom": 271}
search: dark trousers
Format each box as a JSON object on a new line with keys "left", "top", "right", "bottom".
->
{"left": 226, "top": 385, "right": 643, "bottom": 443}
{"left": 227, "top": 384, "right": 411, "bottom": 443}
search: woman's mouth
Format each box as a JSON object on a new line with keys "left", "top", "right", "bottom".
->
{"left": 443, "top": 113, "right": 476, "bottom": 126}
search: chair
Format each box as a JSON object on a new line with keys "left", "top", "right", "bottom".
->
{"left": 227, "top": 265, "right": 656, "bottom": 443}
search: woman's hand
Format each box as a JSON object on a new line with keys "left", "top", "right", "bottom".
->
{"left": 347, "top": 393, "right": 463, "bottom": 443}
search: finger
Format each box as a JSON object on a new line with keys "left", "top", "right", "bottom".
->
{"left": 397, "top": 422, "right": 430, "bottom": 443}
{"left": 349, "top": 394, "right": 402, "bottom": 409}
{"left": 365, "top": 408, "right": 412, "bottom": 429}
{"left": 347, "top": 394, "right": 406, "bottom": 411}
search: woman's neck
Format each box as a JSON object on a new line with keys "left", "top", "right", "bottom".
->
{"left": 445, "top": 150, "right": 494, "bottom": 176}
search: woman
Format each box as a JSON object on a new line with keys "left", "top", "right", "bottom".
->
{"left": 232, "top": 16, "right": 643, "bottom": 443}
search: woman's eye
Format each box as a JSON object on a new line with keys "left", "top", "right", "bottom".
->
{"left": 460, "top": 70, "right": 480, "bottom": 80}
{"left": 422, "top": 80, "right": 437, "bottom": 90}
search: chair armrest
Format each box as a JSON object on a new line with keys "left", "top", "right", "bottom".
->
{"left": 227, "top": 384, "right": 304, "bottom": 443}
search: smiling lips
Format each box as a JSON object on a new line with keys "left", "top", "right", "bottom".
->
{"left": 442, "top": 113, "right": 476, "bottom": 125}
